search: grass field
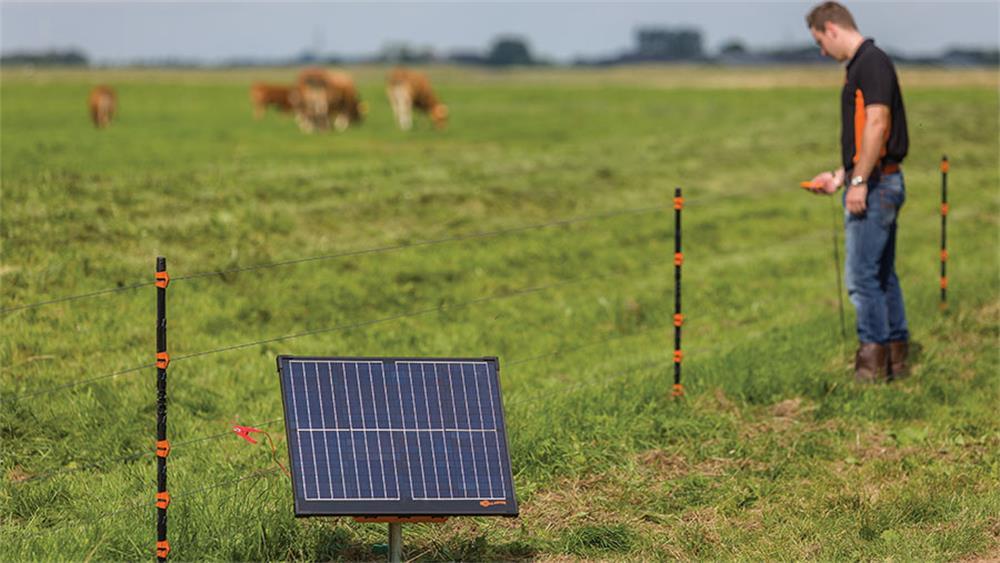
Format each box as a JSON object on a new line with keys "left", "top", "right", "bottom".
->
{"left": 1, "top": 65, "right": 998, "bottom": 561}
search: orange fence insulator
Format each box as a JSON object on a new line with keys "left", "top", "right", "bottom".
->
{"left": 156, "top": 491, "right": 171, "bottom": 510}
{"left": 155, "top": 271, "right": 170, "bottom": 289}
{"left": 156, "top": 541, "right": 170, "bottom": 559}
{"left": 155, "top": 440, "right": 171, "bottom": 458}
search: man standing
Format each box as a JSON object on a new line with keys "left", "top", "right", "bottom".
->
{"left": 804, "top": 2, "right": 910, "bottom": 383}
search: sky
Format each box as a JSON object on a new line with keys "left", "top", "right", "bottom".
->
{"left": 2, "top": 1, "right": 998, "bottom": 63}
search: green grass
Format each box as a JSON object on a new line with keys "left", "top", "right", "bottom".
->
{"left": 2, "top": 66, "right": 998, "bottom": 560}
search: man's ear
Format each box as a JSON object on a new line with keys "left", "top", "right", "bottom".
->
{"left": 825, "top": 22, "right": 840, "bottom": 40}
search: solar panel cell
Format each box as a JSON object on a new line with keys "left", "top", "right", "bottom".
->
{"left": 277, "top": 356, "right": 518, "bottom": 516}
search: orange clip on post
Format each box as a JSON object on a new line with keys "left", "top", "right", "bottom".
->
{"left": 940, "top": 159, "right": 950, "bottom": 173}
{"left": 672, "top": 383, "right": 684, "bottom": 398}
{"left": 156, "top": 540, "right": 170, "bottom": 559}
{"left": 941, "top": 203, "right": 949, "bottom": 216}
{"left": 673, "top": 313, "right": 684, "bottom": 327}
{"left": 156, "top": 352, "right": 170, "bottom": 370}
{"left": 673, "top": 350, "right": 683, "bottom": 363}
{"left": 155, "top": 271, "right": 170, "bottom": 289}
{"left": 156, "top": 440, "right": 170, "bottom": 458}
{"left": 156, "top": 491, "right": 171, "bottom": 510}
{"left": 940, "top": 277, "right": 948, "bottom": 290}
{"left": 940, "top": 249, "right": 948, "bottom": 262}
{"left": 674, "top": 252, "right": 684, "bottom": 267}
{"left": 673, "top": 196, "right": 684, "bottom": 210}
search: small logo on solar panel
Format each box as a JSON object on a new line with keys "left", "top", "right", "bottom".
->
{"left": 479, "top": 500, "right": 507, "bottom": 508}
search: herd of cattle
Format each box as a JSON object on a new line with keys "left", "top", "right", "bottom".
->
{"left": 87, "top": 66, "right": 447, "bottom": 132}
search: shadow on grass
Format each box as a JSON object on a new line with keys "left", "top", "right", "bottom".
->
{"left": 311, "top": 526, "right": 538, "bottom": 561}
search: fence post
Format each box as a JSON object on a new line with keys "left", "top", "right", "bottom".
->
{"left": 672, "top": 188, "right": 684, "bottom": 398}
{"left": 155, "top": 257, "right": 171, "bottom": 561}
{"left": 940, "top": 156, "right": 949, "bottom": 310}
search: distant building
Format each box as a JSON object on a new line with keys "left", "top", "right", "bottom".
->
{"left": 633, "top": 27, "right": 704, "bottom": 61}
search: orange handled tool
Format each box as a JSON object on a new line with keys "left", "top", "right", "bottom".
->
{"left": 800, "top": 180, "right": 824, "bottom": 190}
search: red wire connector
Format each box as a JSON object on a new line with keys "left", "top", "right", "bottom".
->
{"left": 155, "top": 271, "right": 170, "bottom": 289}
{"left": 673, "top": 196, "right": 685, "bottom": 210}
{"left": 156, "top": 540, "right": 170, "bottom": 559}
{"left": 941, "top": 249, "right": 949, "bottom": 262}
{"left": 156, "top": 352, "right": 170, "bottom": 370}
{"left": 156, "top": 491, "right": 171, "bottom": 510}
{"left": 674, "top": 252, "right": 684, "bottom": 266}
{"left": 156, "top": 440, "right": 171, "bottom": 458}
{"left": 673, "top": 350, "right": 683, "bottom": 363}
{"left": 673, "top": 313, "right": 684, "bottom": 327}
{"left": 233, "top": 425, "right": 262, "bottom": 444}
{"left": 941, "top": 203, "right": 949, "bottom": 216}
{"left": 940, "top": 159, "right": 950, "bottom": 173}
{"left": 940, "top": 277, "right": 949, "bottom": 289}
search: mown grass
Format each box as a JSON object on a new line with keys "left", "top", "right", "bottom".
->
{"left": 1, "top": 65, "right": 998, "bottom": 560}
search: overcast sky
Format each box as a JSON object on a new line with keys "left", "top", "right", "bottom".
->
{"left": 2, "top": 1, "right": 998, "bottom": 63}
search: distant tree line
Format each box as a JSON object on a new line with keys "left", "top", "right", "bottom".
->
{"left": 1, "top": 49, "right": 88, "bottom": 66}
{"left": 2, "top": 30, "right": 998, "bottom": 68}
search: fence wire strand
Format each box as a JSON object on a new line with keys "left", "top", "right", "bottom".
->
{"left": 0, "top": 205, "right": 665, "bottom": 316}
{"left": 0, "top": 189, "right": 775, "bottom": 317}
{"left": 2, "top": 268, "right": 625, "bottom": 404}
{"left": 11, "top": 322, "right": 666, "bottom": 486}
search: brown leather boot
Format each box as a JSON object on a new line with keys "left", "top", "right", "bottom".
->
{"left": 888, "top": 340, "right": 909, "bottom": 380}
{"left": 854, "top": 343, "right": 888, "bottom": 383}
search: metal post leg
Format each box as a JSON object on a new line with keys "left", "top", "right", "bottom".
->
{"left": 388, "top": 523, "right": 402, "bottom": 563}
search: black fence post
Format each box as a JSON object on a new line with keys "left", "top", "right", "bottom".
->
{"left": 155, "top": 257, "right": 171, "bottom": 561}
{"left": 673, "top": 188, "right": 684, "bottom": 398}
{"left": 940, "top": 156, "right": 949, "bottom": 310}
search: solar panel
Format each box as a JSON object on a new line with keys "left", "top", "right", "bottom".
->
{"left": 276, "top": 356, "right": 518, "bottom": 517}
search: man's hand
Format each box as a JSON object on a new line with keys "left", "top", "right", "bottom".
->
{"left": 806, "top": 170, "right": 842, "bottom": 194}
{"left": 846, "top": 184, "right": 868, "bottom": 215}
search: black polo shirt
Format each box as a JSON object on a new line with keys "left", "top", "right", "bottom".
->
{"left": 841, "top": 39, "right": 908, "bottom": 175}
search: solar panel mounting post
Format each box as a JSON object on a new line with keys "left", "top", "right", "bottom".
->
{"left": 155, "top": 256, "right": 169, "bottom": 561}
{"left": 389, "top": 522, "right": 402, "bottom": 563}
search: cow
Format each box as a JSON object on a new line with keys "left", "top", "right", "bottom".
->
{"left": 294, "top": 68, "right": 367, "bottom": 133}
{"left": 386, "top": 68, "right": 448, "bottom": 131}
{"left": 249, "top": 82, "right": 295, "bottom": 119}
{"left": 88, "top": 85, "right": 117, "bottom": 128}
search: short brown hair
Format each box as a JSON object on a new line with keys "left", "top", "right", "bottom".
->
{"left": 806, "top": 2, "right": 858, "bottom": 31}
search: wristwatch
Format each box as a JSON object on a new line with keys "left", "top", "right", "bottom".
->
{"left": 849, "top": 175, "right": 866, "bottom": 188}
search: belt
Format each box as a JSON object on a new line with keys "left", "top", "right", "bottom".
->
{"left": 881, "top": 162, "right": 900, "bottom": 174}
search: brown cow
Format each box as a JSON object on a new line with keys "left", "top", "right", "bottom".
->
{"left": 386, "top": 68, "right": 448, "bottom": 130}
{"left": 249, "top": 82, "right": 295, "bottom": 119}
{"left": 88, "top": 85, "right": 117, "bottom": 128}
{"left": 295, "top": 68, "right": 367, "bottom": 133}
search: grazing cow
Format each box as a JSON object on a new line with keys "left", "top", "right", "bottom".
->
{"left": 88, "top": 85, "right": 117, "bottom": 128}
{"left": 249, "top": 82, "right": 295, "bottom": 119}
{"left": 294, "top": 68, "right": 366, "bottom": 133}
{"left": 386, "top": 68, "right": 448, "bottom": 130}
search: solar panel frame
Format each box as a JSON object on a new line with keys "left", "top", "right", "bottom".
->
{"left": 276, "top": 355, "right": 518, "bottom": 518}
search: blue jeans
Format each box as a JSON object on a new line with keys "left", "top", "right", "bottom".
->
{"left": 843, "top": 172, "right": 909, "bottom": 344}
